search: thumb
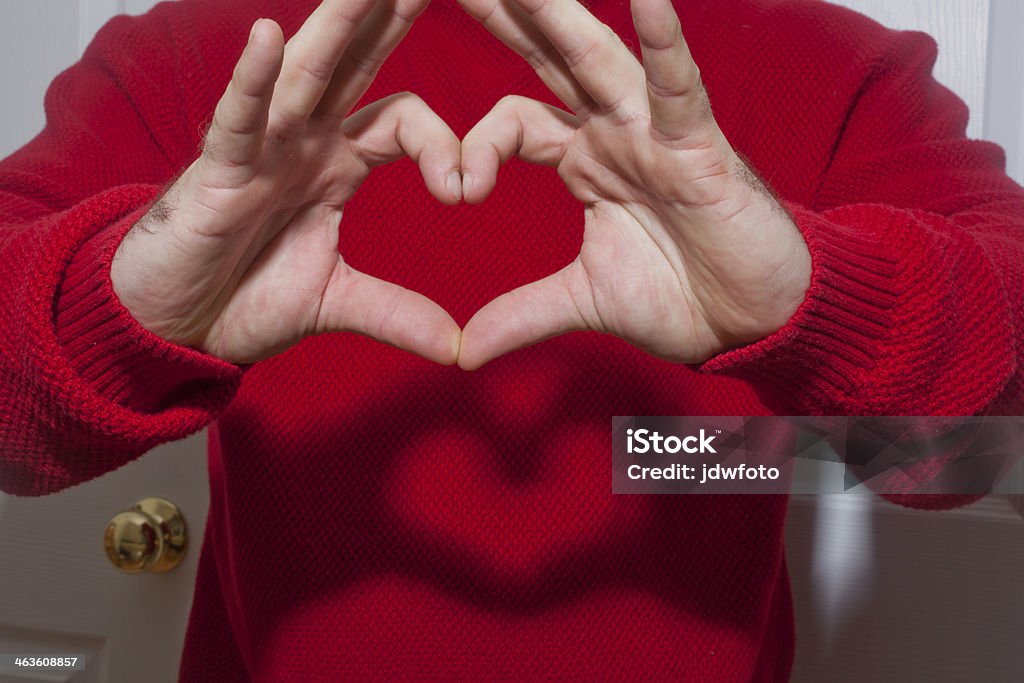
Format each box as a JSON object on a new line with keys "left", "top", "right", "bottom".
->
{"left": 458, "top": 259, "right": 594, "bottom": 370}
{"left": 317, "top": 264, "right": 461, "bottom": 365}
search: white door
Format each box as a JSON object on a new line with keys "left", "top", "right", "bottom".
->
{"left": 0, "top": 6, "right": 199, "bottom": 681}
{"left": 0, "top": 1, "right": 1021, "bottom": 682}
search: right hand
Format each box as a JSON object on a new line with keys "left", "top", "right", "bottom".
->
{"left": 110, "top": 0, "right": 462, "bottom": 365}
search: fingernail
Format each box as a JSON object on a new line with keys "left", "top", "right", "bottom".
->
{"left": 447, "top": 170, "right": 462, "bottom": 202}
{"left": 462, "top": 172, "right": 474, "bottom": 199}
{"left": 249, "top": 19, "right": 262, "bottom": 43}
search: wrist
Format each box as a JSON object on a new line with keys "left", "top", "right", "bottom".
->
{"left": 55, "top": 193, "right": 242, "bottom": 414}
{"left": 109, "top": 195, "right": 214, "bottom": 350}
{"left": 700, "top": 193, "right": 813, "bottom": 355}
{"left": 109, "top": 219, "right": 162, "bottom": 340}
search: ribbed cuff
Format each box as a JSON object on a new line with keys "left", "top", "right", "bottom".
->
{"left": 698, "top": 200, "right": 900, "bottom": 413}
{"left": 55, "top": 195, "right": 242, "bottom": 415}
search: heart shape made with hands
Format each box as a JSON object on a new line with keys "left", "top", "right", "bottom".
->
{"left": 128, "top": 0, "right": 809, "bottom": 369}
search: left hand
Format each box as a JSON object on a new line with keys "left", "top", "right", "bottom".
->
{"left": 456, "top": 0, "right": 812, "bottom": 370}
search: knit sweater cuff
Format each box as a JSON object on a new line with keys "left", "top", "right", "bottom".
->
{"left": 699, "top": 200, "right": 899, "bottom": 413}
{"left": 699, "top": 197, "right": 1016, "bottom": 419}
{"left": 54, "top": 188, "right": 242, "bottom": 416}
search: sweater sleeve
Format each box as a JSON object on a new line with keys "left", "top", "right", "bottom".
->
{"left": 0, "top": 10, "right": 243, "bottom": 497}
{"left": 700, "top": 28, "right": 1023, "bottom": 420}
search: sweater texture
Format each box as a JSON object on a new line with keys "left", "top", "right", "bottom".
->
{"left": 2, "top": 0, "right": 1023, "bottom": 680}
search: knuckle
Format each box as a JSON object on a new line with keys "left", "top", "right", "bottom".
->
{"left": 563, "top": 37, "right": 602, "bottom": 68}
{"left": 495, "top": 95, "right": 526, "bottom": 115}
{"left": 267, "top": 110, "right": 303, "bottom": 141}
{"left": 645, "top": 66, "right": 709, "bottom": 113}
{"left": 523, "top": 0, "right": 552, "bottom": 17}
{"left": 294, "top": 55, "right": 335, "bottom": 84}
{"left": 210, "top": 105, "right": 238, "bottom": 138}
{"left": 341, "top": 49, "right": 380, "bottom": 78}
{"left": 494, "top": 94, "right": 515, "bottom": 111}
{"left": 392, "top": 90, "right": 425, "bottom": 110}
{"left": 645, "top": 76, "right": 686, "bottom": 100}
{"left": 230, "top": 73, "right": 265, "bottom": 102}
{"left": 523, "top": 42, "right": 557, "bottom": 70}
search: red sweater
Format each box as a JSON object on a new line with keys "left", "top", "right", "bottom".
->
{"left": 2, "top": 0, "right": 1023, "bottom": 680}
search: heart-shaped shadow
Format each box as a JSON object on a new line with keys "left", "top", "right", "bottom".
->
{"left": 206, "top": 333, "right": 789, "bottom": 677}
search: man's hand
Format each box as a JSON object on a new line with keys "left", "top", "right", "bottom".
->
{"left": 111, "top": 0, "right": 462, "bottom": 365}
{"left": 456, "top": 0, "right": 812, "bottom": 370}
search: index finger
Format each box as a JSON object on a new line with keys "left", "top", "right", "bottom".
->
{"left": 632, "top": 0, "right": 710, "bottom": 139}
{"left": 202, "top": 19, "right": 284, "bottom": 176}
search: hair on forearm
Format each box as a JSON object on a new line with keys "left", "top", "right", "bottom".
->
{"left": 128, "top": 172, "right": 181, "bottom": 238}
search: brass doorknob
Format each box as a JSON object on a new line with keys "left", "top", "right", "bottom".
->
{"left": 104, "top": 497, "right": 187, "bottom": 574}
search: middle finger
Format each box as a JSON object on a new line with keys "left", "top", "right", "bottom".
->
{"left": 457, "top": 0, "right": 593, "bottom": 112}
{"left": 508, "top": 0, "right": 646, "bottom": 116}
{"left": 314, "top": 0, "right": 431, "bottom": 124}
{"left": 269, "top": 0, "right": 377, "bottom": 132}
